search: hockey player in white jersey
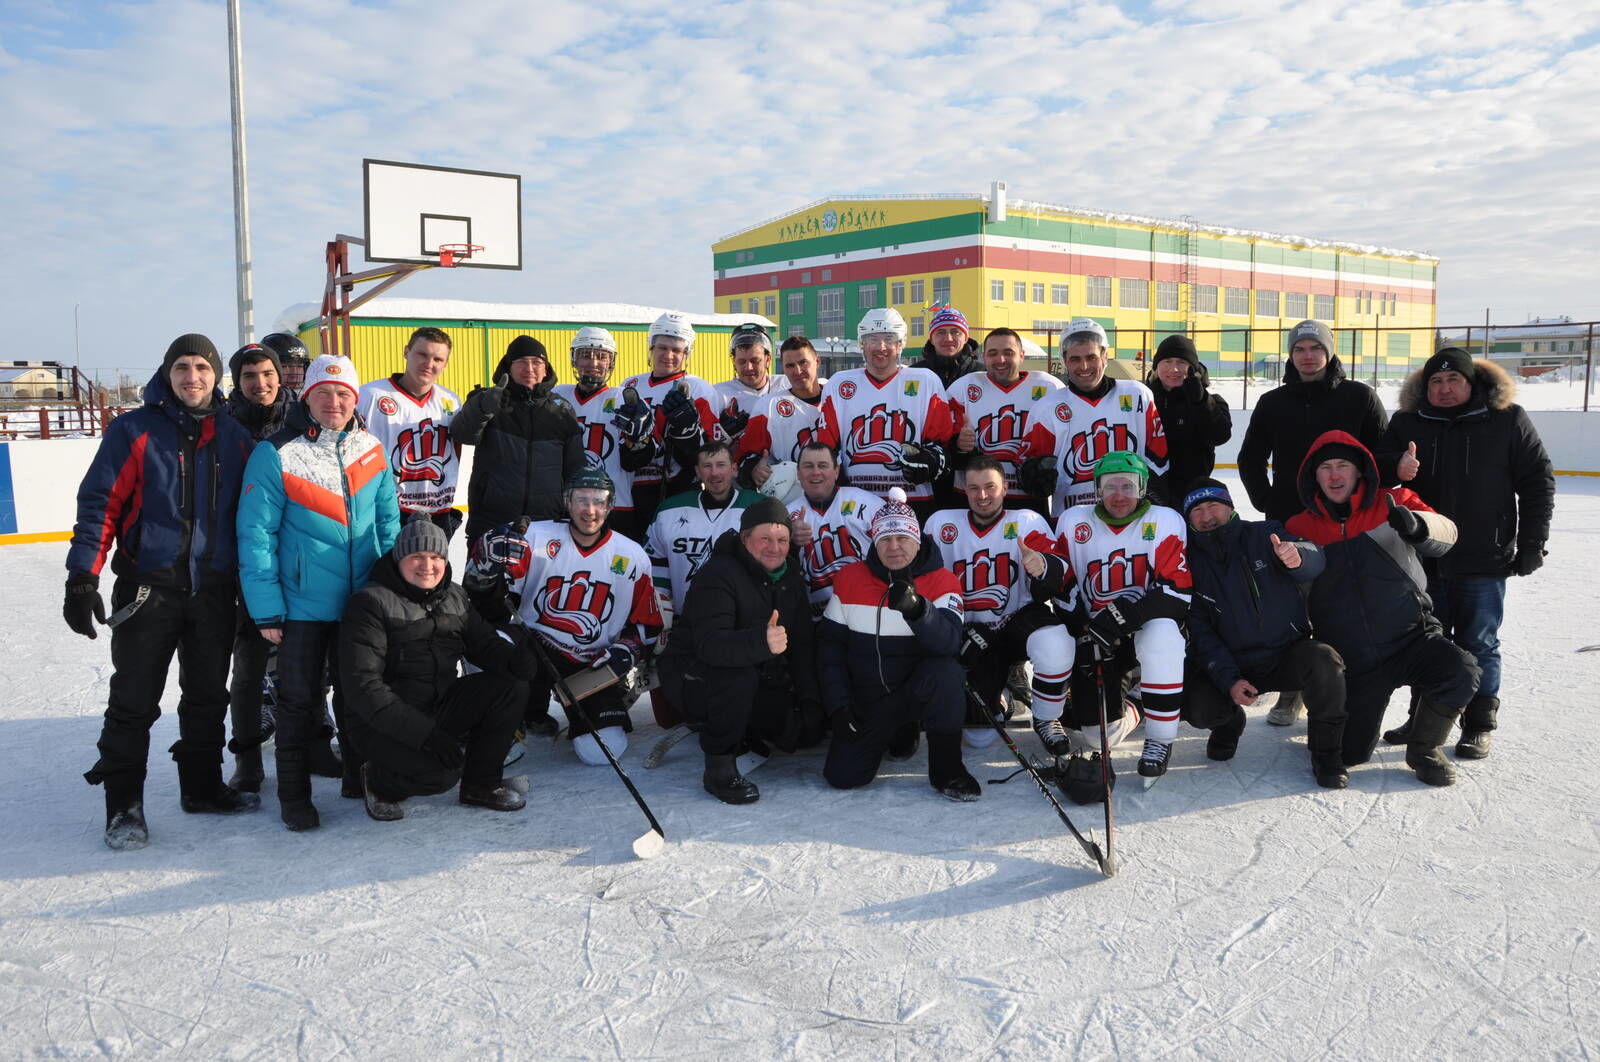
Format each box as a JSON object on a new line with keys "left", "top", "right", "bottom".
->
{"left": 715, "top": 322, "right": 790, "bottom": 408}
{"left": 552, "top": 326, "right": 656, "bottom": 541}
{"left": 1055, "top": 451, "right": 1192, "bottom": 780}
{"left": 616, "top": 312, "right": 725, "bottom": 527}
{"left": 737, "top": 335, "right": 827, "bottom": 490}
{"left": 785, "top": 441, "right": 882, "bottom": 611}
{"left": 1021, "top": 318, "right": 1169, "bottom": 515}
{"left": 818, "top": 308, "right": 955, "bottom": 516}
{"left": 948, "top": 327, "right": 1062, "bottom": 511}
{"left": 356, "top": 326, "right": 463, "bottom": 535}
{"left": 646, "top": 440, "right": 763, "bottom": 627}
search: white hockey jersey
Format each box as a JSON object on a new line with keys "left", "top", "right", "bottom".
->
{"left": 947, "top": 370, "right": 1062, "bottom": 500}
{"left": 736, "top": 391, "right": 826, "bottom": 466}
{"left": 552, "top": 383, "right": 635, "bottom": 511}
{"left": 645, "top": 488, "right": 763, "bottom": 622}
{"left": 787, "top": 487, "right": 882, "bottom": 609}
{"left": 1025, "top": 379, "right": 1169, "bottom": 512}
{"left": 817, "top": 366, "right": 956, "bottom": 501}
{"left": 355, "top": 375, "right": 462, "bottom": 514}
{"left": 509, "top": 521, "right": 663, "bottom": 666}
{"left": 615, "top": 370, "right": 724, "bottom": 487}
{"left": 926, "top": 507, "right": 1063, "bottom": 627}
{"left": 1052, "top": 502, "right": 1192, "bottom": 612}
{"left": 715, "top": 374, "right": 790, "bottom": 408}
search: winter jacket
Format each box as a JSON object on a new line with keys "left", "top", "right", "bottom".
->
{"left": 912, "top": 337, "right": 982, "bottom": 390}
{"left": 661, "top": 529, "right": 820, "bottom": 705}
{"left": 1186, "top": 515, "right": 1324, "bottom": 695}
{"left": 339, "top": 556, "right": 537, "bottom": 750}
{"left": 816, "top": 538, "right": 964, "bottom": 711}
{"left": 451, "top": 353, "right": 585, "bottom": 540}
{"left": 223, "top": 387, "right": 297, "bottom": 443}
{"left": 237, "top": 414, "right": 401, "bottom": 625}
{"left": 1285, "top": 431, "right": 1457, "bottom": 676}
{"left": 67, "top": 369, "right": 253, "bottom": 592}
{"left": 1145, "top": 363, "right": 1232, "bottom": 499}
{"left": 1238, "top": 357, "right": 1388, "bottom": 522}
{"left": 1376, "top": 358, "right": 1553, "bottom": 578}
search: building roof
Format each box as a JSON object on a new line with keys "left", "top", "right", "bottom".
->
{"left": 276, "top": 300, "right": 774, "bottom": 334}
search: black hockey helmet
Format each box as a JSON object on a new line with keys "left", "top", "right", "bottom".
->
{"left": 563, "top": 466, "right": 615, "bottom": 509}
{"left": 260, "top": 332, "right": 311, "bottom": 366}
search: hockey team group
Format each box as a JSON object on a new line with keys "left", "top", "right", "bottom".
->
{"left": 62, "top": 303, "right": 1554, "bottom": 851}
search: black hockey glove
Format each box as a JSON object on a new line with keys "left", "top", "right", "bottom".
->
{"left": 886, "top": 576, "right": 926, "bottom": 621}
{"left": 898, "top": 442, "right": 946, "bottom": 485}
{"left": 1019, "top": 455, "right": 1058, "bottom": 502}
{"left": 718, "top": 398, "right": 749, "bottom": 440}
{"left": 421, "top": 726, "right": 466, "bottom": 770}
{"left": 1384, "top": 495, "right": 1427, "bottom": 543}
{"left": 1085, "top": 599, "right": 1136, "bottom": 650}
{"left": 64, "top": 573, "right": 106, "bottom": 640}
{"left": 612, "top": 386, "right": 654, "bottom": 448}
{"left": 959, "top": 626, "right": 991, "bottom": 669}
{"left": 829, "top": 704, "right": 863, "bottom": 742}
{"left": 1510, "top": 547, "right": 1545, "bottom": 577}
{"left": 1179, "top": 374, "right": 1206, "bottom": 402}
{"left": 594, "top": 643, "right": 638, "bottom": 676}
{"left": 661, "top": 386, "right": 702, "bottom": 442}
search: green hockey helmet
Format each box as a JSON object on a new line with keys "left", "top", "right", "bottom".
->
{"left": 1092, "top": 451, "right": 1150, "bottom": 495}
{"left": 563, "top": 465, "right": 615, "bottom": 509}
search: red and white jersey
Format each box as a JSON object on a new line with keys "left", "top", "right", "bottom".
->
{"left": 787, "top": 487, "right": 882, "bottom": 608}
{"left": 509, "top": 521, "right": 663, "bottom": 666}
{"left": 1025, "top": 380, "right": 1169, "bottom": 512}
{"left": 736, "top": 391, "right": 826, "bottom": 466}
{"left": 947, "top": 370, "right": 1063, "bottom": 500}
{"left": 1053, "top": 502, "right": 1191, "bottom": 613}
{"left": 817, "top": 366, "right": 955, "bottom": 501}
{"left": 553, "top": 383, "right": 634, "bottom": 511}
{"left": 926, "top": 507, "right": 1062, "bottom": 626}
{"left": 356, "top": 376, "right": 462, "bottom": 514}
{"left": 715, "top": 374, "right": 790, "bottom": 409}
{"left": 616, "top": 370, "right": 724, "bottom": 487}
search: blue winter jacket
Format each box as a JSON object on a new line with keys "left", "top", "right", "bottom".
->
{"left": 237, "top": 413, "right": 401, "bottom": 625}
{"left": 67, "top": 370, "right": 253, "bottom": 591}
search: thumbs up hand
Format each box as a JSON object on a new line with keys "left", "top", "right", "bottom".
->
{"left": 765, "top": 609, "right": 788, "bottom": 654}
{"left": 1397, "top": 440, "right": 1420, "bottom": 482}
{"left": 1269, "top": 533, "right": 1302, "bottom": 570}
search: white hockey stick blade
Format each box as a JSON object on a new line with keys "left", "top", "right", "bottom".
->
{"left": 632, "top": 829, "right": 666, "bottom": 860}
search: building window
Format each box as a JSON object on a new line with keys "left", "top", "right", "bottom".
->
{"left": 910, "top": 315, "right": 925, "bottom": 338}
{"left": 800, "top": 271, "right": 811, "bottom": 284}
{"left": 1388, "top": 292, "right": 1397, "bottom": 315}
{"left": 1156, "top": 282, "right": 1178, "bottom": 312}
{"left": 1285, "top": 292, "right": 1308, "bottom": 319}
{"left": 1120, "top": 278, "right": 1149, "bottom": 309}
{"left": 789, "top": 325, "right": 806, "bottom": 338}
{"left": 817, "top": 288, "right": 844, "bottom": 334}
{"left": 891, "top": 281, "right": 905, "bottom": 304}
{"left": 787, "top": 291, "right": 804, "bottom": 316}
{"left": 991, "top": 279, "right": 1005, "bottom": 300}
{"left": 769, "top": 276, "right": 778, "bottom": 286}
{"left": 1034, "top": 319, "right": 1070, "bottom": 334}
{"left": 1225, "top": 287, "right": 1249, "bottom": 315}
{"left": 1052, "top": 283, "right": 1069, "bottom": 304}
{"left": 933, "top": 277, "right": 951, "bottom": 304}
{"left": 1086, "top": 276, "right": 1112, "bottom": 307}
{"left": 858, "top": 286, "right": 876, "bottom": 309}
{"left": 821, "top": 269, "right": 832, "bottom": 282}
{"left": 1314, "top": 294, "right": 1335, "bottom": 320}
{"left": 1195, "top": 285, "right": 1218, "bottom": 314}
{"left": 911, "top": 279, "right": 925, "bottom": 304}
{"left": 1257, "top": 290, "right": 1279, "bottom": 317}
{"left": 763, "top": 295, "right": 776, "bottom": 318}
{"left": 1014, "top": 281, "right": 1027, "bottom": 302}
{"left": 1032, "top": 283, "right": 1045, "bottom": 303}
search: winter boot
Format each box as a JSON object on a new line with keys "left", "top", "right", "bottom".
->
{"left": 1267, "top": 690, "right": 1303, "bottom": 726}
{"left": 1137, "top": 739, "right": 1172, "bottom": 779}
{"left": 1404, "top": 697, "right": 1460, "bottom": 787}
{"left": 1308, "top": 718, "right": 1349, "bottom": 789}
{"left": 1382, "top": 714, "right": 1415, "bottom": 746}
{"left": 926, "top": 732, "right": 980, "bottom": 801}
{"left": 1206, "top": 706, "right": 1247, "bottom": 761}
{"left": 178, "top": 758, "right": 261, "bottom": 814}
{"left": 460, "top": 781, "right": 526, "bottom": 812}
{"left": 360, "top": 763, "right": 404, "bottom": 822}
{"left": 1455, "top": 695, "right": 1498, "bottom": 760}
{"left": 1032, "top": 716, "right": 1073, "bottom": 757}
{"left": 275, "top": 748, "right": 321, "bottom": 831}
{"left": 703, "top": 753, "right": 759, "bottom": 805}
{"left": 886, "top": 721, "right": 921, "bottom": 762}
{"left": 227, "top": 745, "right": 265, "bottom": 794}
{"left": 103, "top": 772, "right": 149, "bottom": 851}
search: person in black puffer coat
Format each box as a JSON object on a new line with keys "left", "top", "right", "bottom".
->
{"left": 1145, "top": 335, "right": 1232, "bottom": 506}
{"left": 339, "top": 520, "right": 537, "bottom": 818}
{"left": 452, "top": 335, "right": 586, "bottom": 543}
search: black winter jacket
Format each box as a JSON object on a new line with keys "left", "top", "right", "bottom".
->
{"left": 1146, "top": 364, "right": 1233, "bottom": 499}
{"left": 1238, "top": 357, "right": 1388, "bottom": 521}
{"left": 662, "top": 530, "right": 820, "bottom": 705}
{"left": 913, "top": 337, "right": 982, "bottom": 390}
{"left": 1376, "top": 358, "right": 1553, "bottom": 578}
{"left": 223, "top": 387, "right": 297, "bottom": 442}
{"left": 452, "top": 356, "right": 585, "bottom": 540}
{"left": 339, "top": 556, "right": 536, "bottom": 749}
{"left": 1186, "top": 516, "right": 1324, "bottom": 694}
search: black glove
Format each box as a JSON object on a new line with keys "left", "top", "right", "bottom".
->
{"left": 473, "top": 385, "right": 505, "bottom": 418}
{"left": 959, "top": 625, "right": 991, "bottom": 669}
{"left": 1180, "top": 374, "right": 1205, "bottom": 401}
{"left": 898, "top": 442, "right": 946, "bottom": 485}
{"left": 661, "top": 386, "right": 701, "bottom": 442}
{"left": 886, "top": 576, "right": 925, "bottom": 621}
{"left": 594, "top": 643, "right": 638, "bottom": 676}
{"left": 612, "top": 387, "right": 654, "bottom": 448}
{"left": 719, "top": 399, "right": 749, "bottom": 439}
{"left": 64, "top": 573, "right": 106, "bottom": 639}
{"left": 1510, "top": 548, "right": 1545, "bottom": 577}
{"left": 1019, "top": 455, "right": 1058, "bottom": 502}
{"left": 1085, "top": 599, "right": 1134, "bottom": 650}
{"left": 421, "top": 725, "right": 465, "bottom": 770}
{"left": 1385, "top": 495, "right": 1426, "bottom": 542}
{"left": 829, "top": 704, "right": 863, "bottom": 742}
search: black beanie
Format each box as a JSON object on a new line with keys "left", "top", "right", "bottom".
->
{"left": 494, "top": 335, "right": 556, "bottom": 386}
{"left": 1154, "top": 334, "right": 1200, "bottom": 369}
{"left": 1421, "top": 347, "right": 1475, "bottom": 384}
{"left": 740, "top": 496, "right": 792, "bottom": 532}
{"left": 163, "top": 333, "right": 223, "bottom": 379}
{"left": 1310, "top": 442, "right": 1367, "bottom": 475}
{"left": 229, "top": 343, "right": 283, "bottom": 388}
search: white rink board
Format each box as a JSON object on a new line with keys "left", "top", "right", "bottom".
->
{"left": 362, "top": 159, "right": 522, "bottom": 269}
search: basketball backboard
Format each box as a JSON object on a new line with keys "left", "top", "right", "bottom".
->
{"left": 362, "top": 159, "right": 522, "bottom": 269}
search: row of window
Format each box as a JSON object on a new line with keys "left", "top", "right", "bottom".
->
{"left": 888, "top": 278, "right": 952, "bottom": 307}
{"left": 1353, "top": 290, "right": 1400, "bottom": 316}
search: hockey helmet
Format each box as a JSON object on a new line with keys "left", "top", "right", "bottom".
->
{"left": 729, "top": 322, "right": 771, "bottom": 355}
{"left": 1059, "top": 317, "right": 1109, "bottom": 357}
{"left": 260, "top": 332, "right": 311, "bottom": 366}
{"left": 570, "top": 326, "right": 618, "bottom": 389}
{"left": 857, "top": 307, "right": 907, "bottom": 343}
{"left": 1092, "top": 450, "right": 1150, "bottom": 495}
{"left": 649, "top": 311, "right": 696, "bottom": 351}
{"left": 563, "top": 466, "right": 615, "bottom": 509}
{"left": 758, "top": 460, "right": 802, "bottom": 504}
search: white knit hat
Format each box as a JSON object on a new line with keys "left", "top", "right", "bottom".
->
{"left": 302, "top": 355, "right": 360, "bottom": 397}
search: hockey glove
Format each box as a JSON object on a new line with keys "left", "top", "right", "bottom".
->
{"left": 63, "top": 573, "right": 106, "bottom": 640}
{"left": 898, "top": 442, "right": 946, "bottom": 485}
{"left": 612, "top": 387, "right": 654, "bottom": 448}
{"left": 959, "top": 626, "right": 992, "bottom": 670}
{"left": 661, "top": 386, "right": 702, "bottom": 443}
{"left": 1510, "top": 547, "right": 1545, "bottom": 577}
{"left": 593, "top": 642, "right": 639, "bottom": 676}
{"left": 464, "top": 520, "right": 532, "bottom": 597}
{"left": 421, "top": 725, "right": 466, "bottom": 770}
{"left": 886, "top": 576, "right": 926, "bottom": 621}
{"left": 718, "top": 398, "right": 750, "bottom": 440}
{"left": 1384, "top": 495, "right": 1427, "bottom": 543}
{"left": 1019, "top": 455, "right": 1058, "bottom": 502}
{"left": 472, "top": 385, "right": 505, "bottom": 419}
{"left": 1085, "top": 599, "right": 1135, "bottom": 650}
{"left": 829, "top": 704, "right": 863, "bottom": 742}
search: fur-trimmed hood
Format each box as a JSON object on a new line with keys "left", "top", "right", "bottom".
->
{"left": 1399, "top": 357, "right": 1516, "bottom": 414}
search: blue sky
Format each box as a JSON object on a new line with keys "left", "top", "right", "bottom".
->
{"left": 3, "top": 0, "right": 1597, "bottom": 372}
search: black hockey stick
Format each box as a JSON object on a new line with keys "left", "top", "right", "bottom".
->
{"left": 967, "top": 682, "right": 1108, "bottom": 876}
{"left": 1091, "top": 644, "right": 1119, "bottom": 877}
{"left": 529, "top": 638, "right": 665, "bottom": 859}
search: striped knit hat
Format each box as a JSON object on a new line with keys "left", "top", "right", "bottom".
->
{"left": 870, "top": 487, "right": 921, "bottom": 542}
{"left": 928, "top": 305, "right": 969, "bottom": 337}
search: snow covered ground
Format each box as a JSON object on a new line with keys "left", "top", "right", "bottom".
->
{"left": 3, "top": 475, "right": 1598, "bottom": 1058}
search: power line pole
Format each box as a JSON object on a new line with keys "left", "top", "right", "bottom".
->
{"left": 227, "top": 0, "right": 254, "bottom": 347}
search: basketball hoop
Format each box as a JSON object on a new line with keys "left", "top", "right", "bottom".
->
{"left": 436, "top": 243, "right": 484, "bottom": 267}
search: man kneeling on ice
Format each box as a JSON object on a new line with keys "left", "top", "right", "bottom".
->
{"left": 657, "top": 497, "right": 823, "bottom": 805}
{"left": 816, "top": 488, "right": 979, "bottom": 800}
{"left": 340, "top": 520, "right": 536, "bottom": 821}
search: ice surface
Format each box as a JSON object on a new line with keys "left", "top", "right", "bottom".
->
{"left": 3, "top": 476, "right": 1598, "bottom": 1056}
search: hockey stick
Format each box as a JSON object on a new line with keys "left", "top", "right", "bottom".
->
{"left": 1091, "top": 645, "right": 1119, "bottom": 877}
{"left": 967, "top": 683, "right": 1108, "bottom": 876}
{"left": 529, "top": 639, "right": 665, "bottom": 859}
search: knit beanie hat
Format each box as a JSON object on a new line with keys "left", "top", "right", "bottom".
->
{"left": 1310, "top": 441, "right": 1366, "bottom": 475}
{"left": 1286, "top": 319, "right": 1335, "bottom": 354}
{"left": 928, "top": 306, "right": 969, "bottom": 338}
{"left": 229, "top": 343, "right": 283, "bottom": 388}
{"left": 1422, "top": 346, "right": 1475, "bottom": 383}
{"left": 393, "top": 517, "right": 449, "bottom": 562}
{"left": 495, "top": 335, "right": 556, "bottom": 385}
{"left": 163, "top": 333, "right": 223, "bottom": 379}
{"left": 1154, "top": 334, "right": 1200, "bottom": 369}
{"left": 870, "top": 487, "right": 921, "bottom": 542}
{"left": 1181, "top": 477, "right": 1233, "bottom": 517}
{"left": 740, "top": 496, "right": 791, "bottom": 532}
{"left": 302, "top": 355, "right": 360, "bottom": 398}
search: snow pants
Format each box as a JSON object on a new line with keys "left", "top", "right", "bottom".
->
{"left": 823, "top": 656, "right": 965, "bottom": 789}
{"left": 360, "top": 671, "right": 524, "bottom": 799}
{"left": 1342, "top": 631, "right": 1479, "bottom": 767}
{"left": 274, "top": 620, "right": 358, "bottom": 778}
{"left": 1183, "top": 638, "right": 1347, "bottom": 752}
{"left": 659, "top": 655, "right": 817, "bottom": 757}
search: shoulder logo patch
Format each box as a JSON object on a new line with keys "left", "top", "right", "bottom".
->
{"left": 1141, "top": 522, "right": 1156, "bottom": 540}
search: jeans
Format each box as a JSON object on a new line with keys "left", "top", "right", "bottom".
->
{"left": 1428, "top": 575, "right": 1507, "bottom": 699}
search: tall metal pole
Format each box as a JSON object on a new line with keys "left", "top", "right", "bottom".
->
{"left": 227, "top": 0, "right": 254, "bottom": 347}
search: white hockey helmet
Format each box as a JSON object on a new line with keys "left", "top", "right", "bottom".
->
{"left": 857, "top": 307, "right": 908, "bottom": 343}
{"left": 758, "top": 461, "right": 802, "bottom": 505}
{"left": 649, "top": 311, "right": 696, "bottom": 351}
{"left": 729, "top": 322, "right": 772, "bottom": 354}
{"left": 570, "top": 326, "right": 617, "bottom": 357}
{"left": 1060, "top": 317, "right": 1108, "bottom": 356}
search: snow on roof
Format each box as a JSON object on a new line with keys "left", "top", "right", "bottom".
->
{"left": 274, "top": 300, "right": 774, "bottom": 334}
